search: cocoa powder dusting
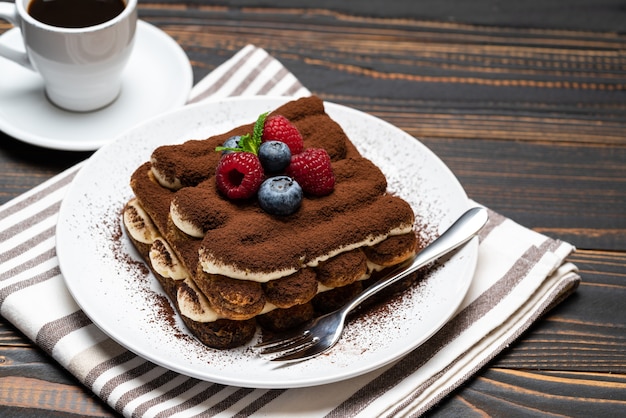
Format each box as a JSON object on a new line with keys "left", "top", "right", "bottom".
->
{"left": 131, "top": 96, "right": 415, "bottom": 279}
{"left": 108, "top": 205, "right": 189, "bottom": 342}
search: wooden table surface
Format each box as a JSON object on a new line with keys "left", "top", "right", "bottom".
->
{"left": 1, "top": 1, "right": 625, "bottom": 416}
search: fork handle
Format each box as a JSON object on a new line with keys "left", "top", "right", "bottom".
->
{"left": 340, "top": 206, "right": 489, "bottom": 316}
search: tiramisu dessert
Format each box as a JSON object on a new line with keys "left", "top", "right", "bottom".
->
{"left": 122, "top": 96, "right": 419, "bottom": 349}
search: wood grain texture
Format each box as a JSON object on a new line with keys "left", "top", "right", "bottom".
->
{"left": 427, "top": 369, "right": 626, "bottom": 417}
{"left": 1, "top": 1, "right": 625, "bottom": 416}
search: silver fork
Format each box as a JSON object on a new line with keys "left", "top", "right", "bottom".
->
{"left": 254, "top": 206, "right": 489, "bottom": 362}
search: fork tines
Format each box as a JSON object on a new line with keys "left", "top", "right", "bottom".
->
{"left": 255, "top": 332, "right": 315, "bottom": 354}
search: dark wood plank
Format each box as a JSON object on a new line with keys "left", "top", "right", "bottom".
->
{"left": 421, "top": 137, "right": 626, "bottom": 251}
{"left": 134, "top": 4, "right": 626, "bottom": 103}
{"left": 191, "top": 0, "right": 626, "bottom": 32}
{"left": 428, "top": 368, "right": 626, "bottom": 417}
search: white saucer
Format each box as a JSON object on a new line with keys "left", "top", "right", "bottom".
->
{"left": 0, "top": 21, "right": 193, "bottom": 151}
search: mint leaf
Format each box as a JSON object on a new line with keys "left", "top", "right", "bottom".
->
{"left": 215, "top": 146, "right": 241, "bottom": 152}
{"left": 214, "top": 112, "right": 269, "bottom": 155}
{"left": 238, "top": 133, "right": 258, "bottom": 154}
{"left": 253, "top": 112, "right": 269, "bottom": 143}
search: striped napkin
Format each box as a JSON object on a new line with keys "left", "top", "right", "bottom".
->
{"left": 0, "top": 45, "right": 580, "bottom": 417}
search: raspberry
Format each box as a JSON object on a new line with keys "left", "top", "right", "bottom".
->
{"left": 286, "top": 148, "right": 335, "bottom": 196}
{"left": 262, "top": 115, "right": 304, "bottom": 155}
{"left": 215, "top": 152, "right": 264, "bottom": 199}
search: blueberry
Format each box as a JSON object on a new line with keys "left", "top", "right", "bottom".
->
{"left": 258, "top": 141, "right": 291, "bottom": 173}
{"left": 258, "top": 176, "right": 303, "bottom": 216}
{"left": 221, "top": 135, "right": 242, "bottom": 154}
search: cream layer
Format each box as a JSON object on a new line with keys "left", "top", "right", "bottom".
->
{"left": 150, "top": 159, "right": 182, "bottom": 190}
{"left": 123, "top": 198, "right": 396, "bottom": 323}
{"left": 198, "top": 224, "right": 414, "bottom": 283}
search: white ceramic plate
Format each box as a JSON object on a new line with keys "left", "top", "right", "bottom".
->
{"left": 0, "top": 20, "right": 192, "bottom": 151}
{"left": 56, "top": 96, "right": 478, "bottom": 389}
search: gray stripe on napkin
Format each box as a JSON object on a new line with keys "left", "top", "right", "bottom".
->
{"left": 0, "top": 265, "right": 59, "bottom": 304}
{"left": 0, "top": 167, "right": 78, "bottom": 221}
{"left": 83, "top": 349, "right": 139, "bottom": 389}
{"left": 114, "top": 369, "right": 181, "bottom": 412}
{"left": 230, "top": 54, "right": 276, "bottom": 96}
{"left": 152, "top": 383, "right": 227, "bottom": 418}
{"left": 0, "top": 215, "right": 57, "bottom": 262}
{"left": 187, "top": 47, "right": 256, "bottom": 104}
{"left": 257, "top": 66, "right": 290, "bottom": 95}
{"left": 205, "top": 387, "right": 256, "bottom": 415}
{"left": 35, "top": 310, "right": 92, "bottom": 355}
{"left": 131, "top": 377, "right": 205, "bottom": 417}
{"left": 479, "top": 207, "right": 507, "bottom": 238}
{"left": 99, "top": 361, "right": 160, "bottom": 402}
{"left": 0, "top": 247, "right": 55, "bottom": 282}
{"left": 284, "top": 78, "right": 308, "bottom": 96}
{"left": 0, "top": 201, "right": 59, "bottom": 238}
{"left": 235, "top": 389, "right": 288, "bottom": 417}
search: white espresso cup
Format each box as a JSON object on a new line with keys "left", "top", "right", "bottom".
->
{"left": 0, "top": 0, "right": 137, "bottom": 112}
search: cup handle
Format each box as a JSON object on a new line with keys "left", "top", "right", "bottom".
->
{"left": 0, "top": 2, "right": 35, "bottom": 70}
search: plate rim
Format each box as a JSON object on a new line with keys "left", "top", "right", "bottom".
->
{"left": 56, "top": 95, "right": 477, "bottom": 388}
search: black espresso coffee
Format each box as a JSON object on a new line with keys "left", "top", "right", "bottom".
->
{"left": 28, "top": 0, "right": 126, "bottom": 28}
